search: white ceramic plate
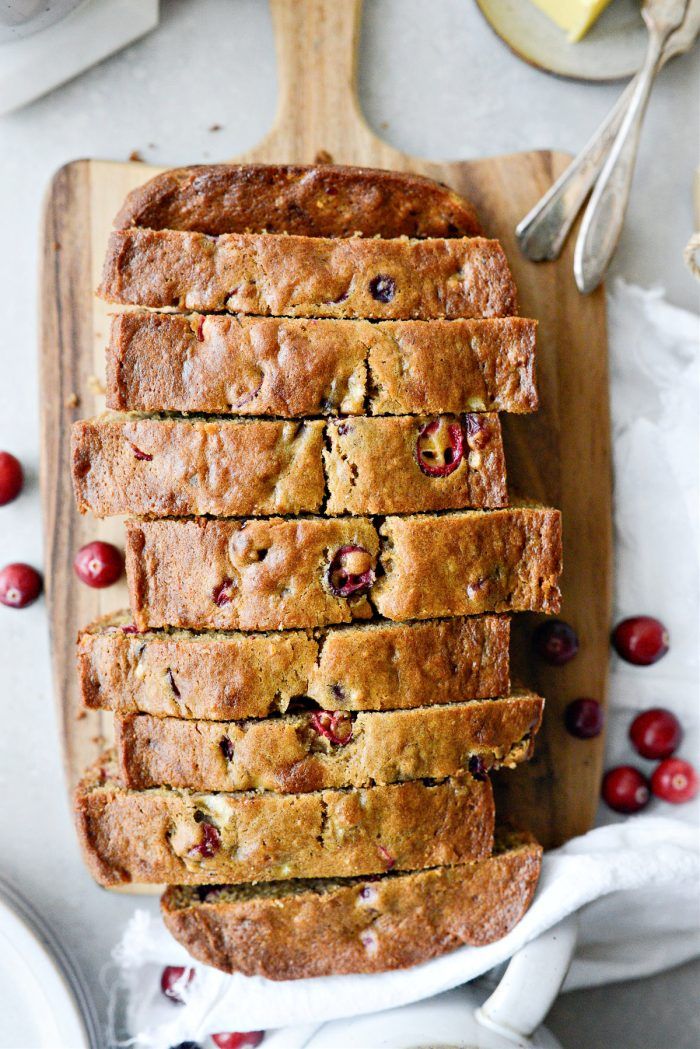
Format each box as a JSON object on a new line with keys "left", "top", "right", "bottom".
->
{"left": 0, "top": 877, "right": 100, "bottom": 1048}
{"left": 475, "top": 0, "right": 648, "bottom": 81}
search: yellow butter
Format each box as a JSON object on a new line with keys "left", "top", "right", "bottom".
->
{"left": 527, "top": 0, "right": 614, "bottom": 41}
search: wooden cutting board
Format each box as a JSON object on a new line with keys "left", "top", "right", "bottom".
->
{"left": 39, "top": 0, "right": 611, "bottom": 853}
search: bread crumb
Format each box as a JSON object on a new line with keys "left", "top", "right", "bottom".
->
{"left": 315, "top": 150, "right": 333, "bottom": 164}
{"left": 65, "top": 392, "right": 80, "bottom": 409}
{"left": 87, "top": 375, "right": 106, "bottom": 396}
{"left": 209, "top": 123, "right": 223, "bottom": 132}
{"left": 129, "top": 150, "right": 143, "bottom": 163}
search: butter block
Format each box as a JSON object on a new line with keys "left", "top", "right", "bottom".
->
{"left": 528, "top": 0, "right": 614, "bottom": 42}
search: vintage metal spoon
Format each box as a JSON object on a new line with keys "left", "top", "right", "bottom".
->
{"left": 516, "top": 0, "right": 698, "bottom": 267}
{"left": 574, "top": 0, "right": 689, "bottom": 292}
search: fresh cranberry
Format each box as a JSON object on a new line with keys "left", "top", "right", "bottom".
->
{"left": 160, "top": 965, "right": 194, "bottom": 1003}
{"left": 369, "top": 275, "right": 396, "bottom": 302}
{"left": 651, "top": 758, "right": 698, "bottom": 804}
{"left": 416, "top": 418, "right": 464, "bottom": 477}
{"left": 629, "top": 708, "right": 682, "bottom": 760}
{"left": 601, "top": 766, "right": 650, "bottom": 814}
{"left": 612, "top": 616, "right": 669, "bottom": 666}
{"left": 0, "top": 562, "right": 42, "bottom": 608}
{"left": 73, "top": 541, "right": 123, "bottom": 588}
{"left": 0, "top": 451, "right": 24, "bottom": 506}
{"left": 189, "top": 821, "right": 220, "bottom": 859}
{"left": 533, "top": 620, "right": 579, "bottom": 666}
{"left": 564, "top": 698, "right": 604, "bottom": 739}
{"left": 310, "top": 710, "right": 353, "bottom": 745}
{"left": 212, "top": 1034, "right": 264, "bottom": 1049}
{"left": 327, "top": 545, "right": 375, "bottom": 597}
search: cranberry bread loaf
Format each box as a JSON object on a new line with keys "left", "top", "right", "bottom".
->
{"left": 374, "top": 507, "right": 562, "bottom": 620}
{"left": 114, "top": 163, "right": 483, "bottom": 239}
{"left": 115, "top": 691, "right": 543, "bottom": 793}
{"left": 72, "top": 415, "right": 325, "bottom": 518}
{"left": 72, "top": 412, "right": 507, "bottom": 518}
{"left": 78, "top": 613, "right": 510, "bottom": 719}
{"left": 124, "top": 509, "right": 561, "bottom": 631}
{"left": 99, "top": 230, "right": 518, "bottom": 320}
{"left": 161, "top": 834, "right": 542, "bottom": 979}
{"left": 106, "top": 313, "right": 538, "bottom": 417}
{"left": 75, "top": 758, "right": 494, "bottom": 886}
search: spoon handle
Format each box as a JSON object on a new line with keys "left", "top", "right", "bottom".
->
{"left": 573, "top": 28, "right": 667, "bottom": 293}
{"left": 515, "top": 78, "right": 637, "bottom": 262}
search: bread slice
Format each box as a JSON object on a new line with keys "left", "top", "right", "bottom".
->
{"left": 105, "top": 313, "right": 538, "bottom": 417}
{"left": 374, "top": 507, "right": 562, "bottom": 620}
{"left": 114, "top": 691, "right": 543, "bottom": 793}
{"left": 77, "top": 613, "right": 510, "bottom": 719}
{"left": 124, "top": 509, "right": 561, "bottom": 631}
{"left": 71, "top": 414, "right": 326, "bottom": 518}
{"left": 113, "top": 163, "right": 483, "bottom": 239}
{"left": 75, "top": 758, "right": 494, "bottom": 886}
{"left": 160, "top": 833, "right": 542, "bottom": 979}
{"left": 72, "top": 411, "right": 506, "bottom": 519}
{"left": 98, "top": 230, "right": 517, "bottom": 320}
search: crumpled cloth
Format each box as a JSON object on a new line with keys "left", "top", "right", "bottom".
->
{"left": 109, "top": 281, "right": 700, "bottom": 1047}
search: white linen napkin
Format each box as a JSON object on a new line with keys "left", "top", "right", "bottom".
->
{"left": 107, "top": 281, "right": 700, "bottom": 1047}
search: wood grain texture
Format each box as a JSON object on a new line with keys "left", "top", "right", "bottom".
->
{"left": 39, "top": 0, "right": 611, "bottom": 853}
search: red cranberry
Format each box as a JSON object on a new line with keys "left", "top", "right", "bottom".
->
{"left": 601, "top": 766, "right": 650, "bottom": 814}
{"left": 564, "top": 698, "right": 604, "bottom": 739}
{"left": 0, "top": 562, "right": 42, "bottom": 608}
{"left": 128, "top": 441, "right": 153, "bottom": 461}
{"left": 196, "top": 315, "right": 205, "bottom": 341}
{"left": 160, "top": 965, "right": 194, "bottom": 1003}
{"left": 533, "top": 620, "right": 579, "bottom": 666}
{"left": 189, "top": 820, "right": 220, "bottom": 859}
{"left": 310, "top": 710, "right": 353, "bottom": 745}
{"left": 629, "top": 708, "right": 682, "bottom": 760}
{"left": 464, "top": 414, "right": 491, "bottom": 450}
{"left": 212, "top": 578, "right": 235, "bottom": 606}
{"left": 416, "top": 418, "right": 464, "bottom": 477}
{"left": 651, "top": 758, "right": 698, "bottom": 804}
{"left": 377, "top": 844, "right": 395, "bottom": 870}
{"left": 0, "top": 451, "right": 24, "bottom": 506}
{"left": 212, "top": 1034, "right": 264, "bottom": 1049}
{"left": 73, "top": 541, "right": 123, "bottom": 588}
{"left": 612, "top": 616, "right": 669, "bottom": 666}
{"left": 327, "top": 545, "right": 375, "bottom": 597}
{"left": 369, "top": 275, "right": 396, "bottom": 303}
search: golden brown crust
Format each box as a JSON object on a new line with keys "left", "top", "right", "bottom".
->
{"left": 374, "top": 508, "right": 562, "bottom": 620}
{"left": 77, "top": 613, "right": 510, "bottom": 718}
{"left": 106, "top": 313, "right": 538, "bottom": 417}
{"left": 71, "top": 414, "right": 325, "bottom": 518}
{"left": 74, "top": 761, "right": 494, "bottom": 886}
{"left": 115, "top": 692, "right": 544, "bottom": 792}
{"left": 98, "top": 230, "right": 518, "bottom": 320}
{"left": 324, "top": 413, "right": 507, "bottom": 515}
{"left": 113, "top": 163, "right": 483, "bottom": 239}
{"left": 160, "top": 840, "right": 542, "bottom": 979}
{"left": 71, "top": 412, "right": 506, "bottom": 518}
{"left": 125, "top": 510, "right": 561, "bottom": 631}
{"left": 125, "top": 516, "right": 379, "bottom": 632}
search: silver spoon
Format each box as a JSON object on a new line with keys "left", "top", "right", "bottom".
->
{"left": 515, "top": 0, "right": 700, "bottom": 263}
{"left": 574, "top": 0, "right": 690, "bottom": 293}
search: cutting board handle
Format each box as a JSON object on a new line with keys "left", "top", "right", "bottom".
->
{"left": 238, "top": 0, "right": 394, "bottom": 166}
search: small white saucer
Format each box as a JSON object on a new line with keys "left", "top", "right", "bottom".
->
{"left": 0, "top": 876, "right": 100, "bottom": 1048}
{"left": 0, "top": 0, "right": 159, "bottom": 116}
{"left": 475, "top": 0, "right": 648, "bottom": 81}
